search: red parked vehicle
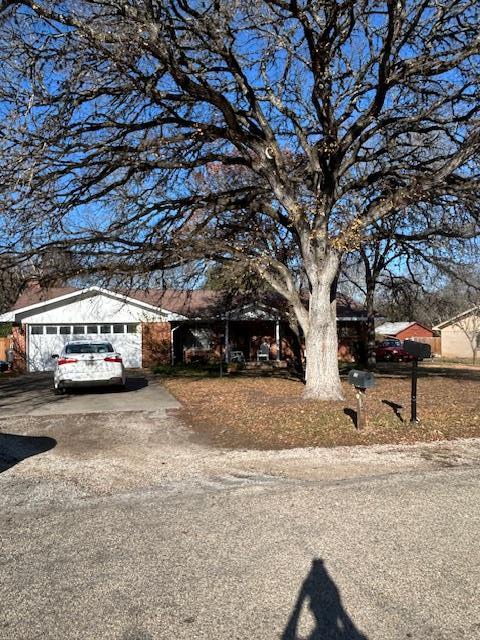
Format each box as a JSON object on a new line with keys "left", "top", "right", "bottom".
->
{"left": 375, "top": 339, "right": 415, "bottom": 362}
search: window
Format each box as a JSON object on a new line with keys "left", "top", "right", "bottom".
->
{"left": 65, "top": 342, "right": 114, "bottom": 354}
{"left": 46, "top": 326, "right": 58, "bottom": 335}
{"left": 113, "top": 324, "right": 124, "bottom": 334}
{"left": 87, "top": 325, "right": 98, "bottom": 334}
{"left": 73, "top": 325, "right": 86, "bottom": 335}
{"left": 31, "top": 326, "right": 43, "bottom": 335}
{"left": 100, "top": 325, "right": 111, "bottom": 334}
{"left": 126, "top": 324, "right": 138, "bottom": 334}
{"left": 59, "top": 326, "right": 71, "bottom": 335}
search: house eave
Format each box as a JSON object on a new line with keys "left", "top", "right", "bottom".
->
{"left": 5, "top": 286, "right": 188, "bottom": 323}
{"left": 433, "top": 305, "right": 480, "bottom": 330}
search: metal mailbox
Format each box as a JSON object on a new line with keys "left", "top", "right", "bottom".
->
{"left": 348, "top": 369, "right": 375, "bottom": 390}
{"left": 403, "top": 340, "right": 431, "bottom": 360}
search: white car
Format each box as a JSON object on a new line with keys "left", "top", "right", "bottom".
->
{"left": 53, "top": 341, "right": 126, "bottom": 394}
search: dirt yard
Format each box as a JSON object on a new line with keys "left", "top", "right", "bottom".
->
{"left": 162, "top": 363, "right": 480, "bottom": 449}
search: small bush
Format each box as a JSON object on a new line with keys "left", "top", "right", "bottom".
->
{"left": 0, "top": 322, "right": 12, "bottom": 338}
{"left": 226, "top": 362, "right": 245, "bottom": 374}
{"left": 152, "top": 362, "right": 221, "bottom": 377}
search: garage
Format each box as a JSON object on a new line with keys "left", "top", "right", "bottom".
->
{"left": 0, "top": 287, "right": 184, "bottom": 373}
{"left": 28, "top": 323, "right": 142, "bottom": 371}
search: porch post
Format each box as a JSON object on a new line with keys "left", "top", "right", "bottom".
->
{"left": 275, "top": 318, "right": 281, "bottom": 361}
{"left": 224, "top": 313, "right": 230, "bottom": 362}
{"left": 171, "top": 324, "right": 180, "bottom": 366}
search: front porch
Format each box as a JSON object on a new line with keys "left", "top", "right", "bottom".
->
{"left": 172, "top": 318, "right": 294, "bottom": 367}
{"left": 165, "top": 301, "right": 367, "bottom": 370}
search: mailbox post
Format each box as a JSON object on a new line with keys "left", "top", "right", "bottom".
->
{"left": 348, "top": 370, "right": 375, "bottom": 430}
{"left": 402, "top": 340, "right": 432, "bottom": 423}
{"left": 411, "top": 357, "right": 418, "bottom": 422}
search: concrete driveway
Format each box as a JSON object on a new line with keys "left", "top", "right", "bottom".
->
{"left": 0, "top": 371, "right": 180, "bottom": 416}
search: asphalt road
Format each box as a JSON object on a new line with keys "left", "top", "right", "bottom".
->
{"left": 2, "top": 465, "right": 480, "bottom": 640}
{"left": 1, "top": 373, "right": 480, "bottom": 639}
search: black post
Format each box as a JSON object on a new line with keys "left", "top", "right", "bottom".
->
{"left": 219, "top": 337, "right": 223, "bottom": 378}
{"left": 410, "top": 358, "right": 418, "bottom": 423}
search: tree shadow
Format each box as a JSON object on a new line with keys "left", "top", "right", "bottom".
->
{"left": 382, "top": 400, "right": 404, "bottom": 423}
{"left": 282, "top": 558, "right": 368, "bottom": 640}
{"left": 343, "top": 408, "right": 358, "bottom": 429}
{"left": 374, "top": 362, "right": 480, "bottom": 382}
{"left": 0, "top": 433, "right": 57, "bottom": 473}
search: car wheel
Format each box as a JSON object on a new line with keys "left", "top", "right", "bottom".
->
{"left": 383, "top": 353, "right": 392, "bottom": 362}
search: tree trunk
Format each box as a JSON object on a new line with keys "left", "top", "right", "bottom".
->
{"left": 303, "top": 279, "right": 344, "bottom": 401}
{"left": 287, "top": 320, "right": 305, "bottom": 378}
{"left": 366, "top": 285, "right": 376, "bottom": 369}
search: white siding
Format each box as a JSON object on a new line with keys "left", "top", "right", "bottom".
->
{"left": 20, "top": 292, "right": 165, "bottom": 325}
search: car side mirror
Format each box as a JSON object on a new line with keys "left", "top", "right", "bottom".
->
{"left": 51, "top": 354, "right": 59, "bottom": 359}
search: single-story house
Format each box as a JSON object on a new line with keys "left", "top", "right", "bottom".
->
{"left": 375, "top": 321, "right": 434, "bottom": 341}
{"left": 375, "top": 320, "right": 440, "bottom": 355}
{"left": 433, "top": 306, "right": 480, "bottom": 361}
{"left": 0, "top": 285, "right": 368, "bottom": 372}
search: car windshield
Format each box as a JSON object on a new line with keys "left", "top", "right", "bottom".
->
{"left": 382, "top": 340, "right": 401, "bottom": 347}
{"left": 65, "top": 343, "right": 114, "bottom": 354}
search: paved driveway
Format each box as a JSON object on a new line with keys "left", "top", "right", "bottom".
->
{"left": 0, "top": 371, "right": 180, "bottom": 416}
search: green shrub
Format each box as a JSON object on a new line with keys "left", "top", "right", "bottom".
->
{"left": 0, "top": 322, "right": 12, "bottom": 338}
{"left": 152, "top": 362, "right": 221, "bottom": 377}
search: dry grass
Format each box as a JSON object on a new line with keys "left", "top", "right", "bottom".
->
{"left": 163, "top": 365, "right": 480, "bottom": 449}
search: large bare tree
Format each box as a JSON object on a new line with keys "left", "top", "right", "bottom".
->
{"left": 0, "top": 0, "right": 479, "bottom": 399}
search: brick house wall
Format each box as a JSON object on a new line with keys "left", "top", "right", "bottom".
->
{"left": 12, "top": 325, "right": 27, "bottom": 372}
{"left": 142, "top": 322, "right": 171, "bottom": 367}
{"left": 396, "top": 323, "right": 433, "bottom": 340}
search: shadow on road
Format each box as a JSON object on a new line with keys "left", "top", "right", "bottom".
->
{"left": 282, "top": 558, "right": 368, "bottom": 640}
{"left": 0, "top": 432, "right": 57, "bottom": 473}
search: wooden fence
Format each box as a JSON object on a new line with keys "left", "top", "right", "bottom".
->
{"left": 409, "top": 336, "right": 441, "bottom": 356}
{"left": 0, "top": 336, "right": 11, "bottom": 361}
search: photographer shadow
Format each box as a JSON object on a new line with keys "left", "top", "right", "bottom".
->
{"left": 282, "top": 558, "right": 368, "bottom": 640}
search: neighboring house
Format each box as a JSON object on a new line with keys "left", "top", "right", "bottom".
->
{"left": 0, "top": 285, "right": 368, "bottom": 372}
{"left": 375, "top": 321, "right": 440, "bottom": 355}
{"left": 375, "top": 321, "right": 434, "bottom": 341}
{"left": 433, "top": 306, "right": 480, "bottom": 362}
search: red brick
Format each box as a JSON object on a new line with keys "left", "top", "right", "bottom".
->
{"left": 142, "top": 322, "right": 171, "bottom": 367}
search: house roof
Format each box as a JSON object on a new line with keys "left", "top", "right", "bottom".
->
{"left": 0, "top": 286, "right": 188, "bottom": 323}
{"left": 11, "top": 286, "right": 78, "bottom": 311}
{"left": 375, "top": 321, "right": 429, "bottom": 336}
{"left": 2, "top": 285, "right": 367, "bottom": 322}
{"left": 433, "top": 305, "right": 480, "bottom": 330}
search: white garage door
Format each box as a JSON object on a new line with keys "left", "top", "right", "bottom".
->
{"left": 28, "top": 323, "right": 142, "bottom": 372}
